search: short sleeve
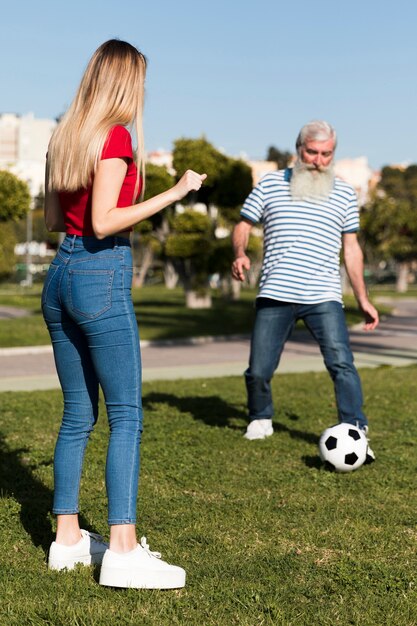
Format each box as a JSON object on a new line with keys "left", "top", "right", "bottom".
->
{"left": 342, "top": 190, "right": 360, "bottom": 233}
{"left": 240, "top": 178, "right": 266, "bottom": 224}
{"left": 101, "top": 126, "right": 133, "bottom": 161}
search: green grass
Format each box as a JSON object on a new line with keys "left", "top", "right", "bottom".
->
{"left": 0, "top": 284, "right": 389, "bottom": 348}
{"left": 1, "top": 367, "right": 417, "bottom": 625}
{"left": 368, "top": 284, "right": 417, "bottom": 298}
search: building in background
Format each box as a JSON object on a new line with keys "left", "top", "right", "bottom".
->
{"left": 334, "top": 156, "right": 374, "bottom": 206}
{"left": 147, "top": 149, "right": 175, "bottom": 175}
{"left": 247, "top": 160, "right": 278, "bottom": 186}
{"left": 0, "top": 112, "right": 56, "bottom": 197}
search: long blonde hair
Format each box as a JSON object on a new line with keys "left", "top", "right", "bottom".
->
{"left": 48, "top": 39, "right": 147, "bottom": 197}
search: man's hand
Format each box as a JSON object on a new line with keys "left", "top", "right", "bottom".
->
{"left": 342, "top": 233, "right": 379, "bottom": 331}
{"left": 232, "top": 255, "right": 251, "bottom": 282}
{"left": 231, "top": 220, "right": 253, "bottom": 281}
{"left": 358, "top": 298, "right": 379, "bottom": 331}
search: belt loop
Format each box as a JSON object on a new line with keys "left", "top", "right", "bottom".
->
{"left": 69, "top": 234, "right": 76, "bottom": 252}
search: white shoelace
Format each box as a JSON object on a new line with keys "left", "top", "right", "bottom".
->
{"left": 140, "top": 536, "right": 161, "bottom": 559}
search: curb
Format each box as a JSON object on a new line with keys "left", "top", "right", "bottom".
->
{"left": 0, "top": 334, "right": 251, "bottom": 357}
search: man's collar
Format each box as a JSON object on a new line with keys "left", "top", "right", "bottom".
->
{"left": 284, "top": 168, "right": 293, "bottom": 182}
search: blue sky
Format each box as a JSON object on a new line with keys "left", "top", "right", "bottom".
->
{"left": 1, "top": 0, "right": 416, "bottom": 169}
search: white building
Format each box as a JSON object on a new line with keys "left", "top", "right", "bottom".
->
{"left": 334, "top": 157, "right": 373, "bottom": 206}
{"left": 147, "top": 149, "right": 175, "bottom": 175}
{"left": 247, "top": 160, "right": 278, "bottom": 186}
{"left": 0, "top": 112, "right": 56, "bottom": 197}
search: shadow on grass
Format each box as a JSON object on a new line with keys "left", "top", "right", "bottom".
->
{"left": 142, "top": 392, "right": 321, "bottom": 447}
{"left": 0, "top": 434, "right": 91, "bottom": 555}
{"left": 142, "top": 392, "right": 247, "bottom": 429}
{"left": 302, "top": 454, "right": 323, "bottom": 469}
{"left": 272, "top": 420, "right": 320, "bottom": 445}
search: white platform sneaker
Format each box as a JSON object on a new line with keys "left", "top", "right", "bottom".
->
{"left": 48, "top": 530, "right": 108, "bottom": 571}
{"left": 243, "top": 418, "right": 273, "bottom": 440}
{"left": 99, "top": 537, "right": 186, "bottom": 589}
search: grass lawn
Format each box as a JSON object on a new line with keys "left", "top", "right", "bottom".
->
{"left": 0, "top": 284, "right": 390, "bottom": 348}
{"left": 1, "top": 367, "right": 417, "bottom": 625}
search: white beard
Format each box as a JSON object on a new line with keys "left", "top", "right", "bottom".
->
{"left": 290, "top": 159, "right": 335, "bottom": 201}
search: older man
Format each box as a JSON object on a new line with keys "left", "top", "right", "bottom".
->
{"left": 232, "top": 120, "right": 378, "bottom": 455}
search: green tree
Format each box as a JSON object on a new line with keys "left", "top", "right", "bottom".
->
{"left": 0, "top": 171, "right": 31, "bottom": 282}
{"left": 169, "top": 136, "right": 264, "bottom": 305}
{"left": 132, "top": 163, "right": 175, "bottom": 286}
{"left": 213, "top": 158, "right": 253, "bottom": 223}
{"left": 362, "top": 165, "right": 417, "bottom": 291}
{"left": 211, "top": 158, "right": 261, "bottom": 298}
{"left": 144, "top": 163, "right": 176, "bottom": 199}
{"left": 165, "top": 210, "right": 215, "bottom": 307}
{"left": 0, "top": 170, "right": 31, "bottom": 222}
{"left": 0, "top": 222, "right": 17, "bottom": 279}
{"left": 172, "top": 137, "right": 228, "bottom": 207}
{"left": 173, "top": 137, "right": 228, "bottom": 183}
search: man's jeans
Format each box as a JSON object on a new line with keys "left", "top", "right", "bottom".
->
{"left": 245, "top": 298, "right": 367, "bottom": 429}
{"left": 42, "top": 235, "right": 142, "bottom": 525}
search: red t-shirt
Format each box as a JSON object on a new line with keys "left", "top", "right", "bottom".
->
{"left": 59, "top": 125, "right": 141, "bottom": 236}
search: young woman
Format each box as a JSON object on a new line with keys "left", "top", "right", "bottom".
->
{"left": 42, "top": 39, "right": 206, "bottom": 589}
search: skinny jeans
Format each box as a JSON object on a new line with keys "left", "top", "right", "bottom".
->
{"left": 245, "top": 298, "right": 367, "bottom": 429}
{"left": 42, "top": 234, "right": 142, "bottom": 525}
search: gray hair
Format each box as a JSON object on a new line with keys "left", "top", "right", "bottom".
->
{"left": 295, "top": 120, "right": 337, "bottom": 153}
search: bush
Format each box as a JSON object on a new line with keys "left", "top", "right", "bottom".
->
{"left": 0, "top": 222, "right": 17, "bottom": 279}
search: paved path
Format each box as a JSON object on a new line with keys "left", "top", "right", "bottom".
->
{"left": 0, "top": 298, "right": 417, "bottom": 392}
{"left": 0, "top": 306, "right": 29, "bottom": 319}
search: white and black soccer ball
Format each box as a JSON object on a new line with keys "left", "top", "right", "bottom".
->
{"left": 318, "top": 423, "right": 368, "bottom": 472}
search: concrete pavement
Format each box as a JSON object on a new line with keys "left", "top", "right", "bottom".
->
{"left": 1, "top": 298, "right": 417, "bottom": 392}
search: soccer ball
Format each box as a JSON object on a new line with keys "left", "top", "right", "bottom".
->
{"left": 318, "top": 423, "right": 368, "bottom": 472}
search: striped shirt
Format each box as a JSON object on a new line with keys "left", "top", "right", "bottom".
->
{"left": 241, "top": 168, "right": 359, "bottom": 304}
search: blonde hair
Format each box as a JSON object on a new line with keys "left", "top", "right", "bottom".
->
{"left": 48, "top": 39, "right": 147, "bottom": 198}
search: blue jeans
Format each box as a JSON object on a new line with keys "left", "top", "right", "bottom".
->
{"left": 245, "top": 298, "right": 367, "bottom": 428}
{"left": 42, "top": 235, "right": 143, "bottom": 525}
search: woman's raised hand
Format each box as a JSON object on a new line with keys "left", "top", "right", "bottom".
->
{"left": 173, "top": 170, "right": 207, "bottom": 201}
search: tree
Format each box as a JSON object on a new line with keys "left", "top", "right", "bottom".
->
{"left": 0, "top": 171, "right": 31, "bottom": 282}
{"left": 266, "top": 146, "right": 292, "bottom": 170}
{"left": 362, "top": 165, "right": 417, "bottom": 291}
{"left": 132, "top": 163, "right": 175, "bottom": 287}
{"left": 0, "top": 222, "right": 17, "bottom": 279}
{"left": 173, "top": 137, "right": 228, "bottom": 183}
{"left": 213, "top": 158, "right": 253, "bottom": 223}
{"left": 165, "top": 210, "right": 215, "bottom": 308}
{"left": 0, "top": 170, "right": 31, "bottom": 222}
{"left": 168, "top": 137, "right": 264, "bottom": 306}
{"left": 212, "top": 158, "right": 261, "bottom": 298}
{"left": 172, "top": 137, "right": 228, "bottom": 207}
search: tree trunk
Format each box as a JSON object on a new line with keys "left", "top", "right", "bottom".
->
{"left": 133, "top": 245, "right": 154, "bottom": 288}
{"left": 163, "top": 259, "right": 179, "bottom": 289}
{"left": 220, "top": 276, "right": 242, "bottom": 300}
{"left": 231, "top": 279, "right": 242, "bottom": 300}
{"left": 185, "top": 290, "right": 212, "bottom": 309}
{"left": 396, "top": 261, "right": 409, "bottom": 293}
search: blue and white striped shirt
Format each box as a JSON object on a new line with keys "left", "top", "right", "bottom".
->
{"left": 241, "top": 168, "right": 359, "bottom": 304}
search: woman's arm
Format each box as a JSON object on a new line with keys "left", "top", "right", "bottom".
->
{"left": 91, "top": 158, "right": 206, "bottom": 239}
